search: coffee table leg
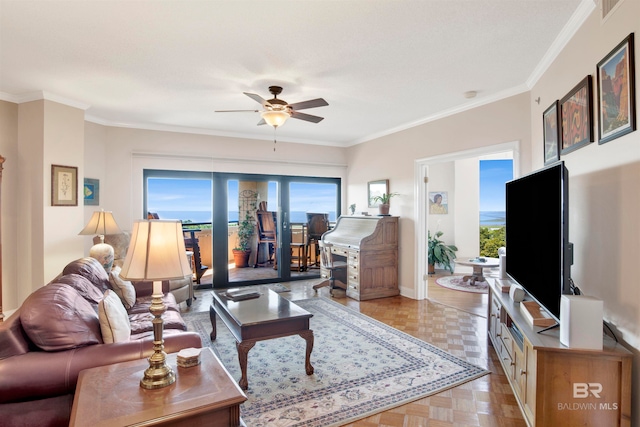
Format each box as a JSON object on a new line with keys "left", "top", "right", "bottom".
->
{"left": 237, "top": 340, "right": 256, "bottom": 390}
{"left": 299, "top": 330, "right": 315, "bottom": 375}
{"left": 209, "top": 305, "right": 217, "bottom": 340}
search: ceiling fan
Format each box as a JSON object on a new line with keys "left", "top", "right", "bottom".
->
{"left": 216, "top": 86, "right": 328, "bottom": 128}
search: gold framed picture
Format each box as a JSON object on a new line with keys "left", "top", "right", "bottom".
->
{"left": 51, "top": 164, "right": 78, "bottom": 206}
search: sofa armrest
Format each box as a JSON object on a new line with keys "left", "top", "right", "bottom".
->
{"left": 0, "top": 332, "right": 202, "bottom": 403}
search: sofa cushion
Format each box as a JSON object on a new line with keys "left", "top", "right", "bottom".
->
{"left": 128, "top": 310, "right": 187, "bottom": 335}
{"left": 20, "top": 283, "right": 102, "bottom": 351}
{"left": 55, "top": 274, "right": 104, "bottom": 306}
{"left": 109, "top": 266, "right": 136, "bottom": 309}
{"left": 62, "top": 257, "right": 111, "bottom": 293}
{"left": 98, "top": 290, "right": 131, "bottom": 343}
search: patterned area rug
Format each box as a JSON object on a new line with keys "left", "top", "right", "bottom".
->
{"left": 435, "top": 275, "right": 489, "bottom": 294}
{"left": 184, "top": 297, "right": 489, "bottom": 426}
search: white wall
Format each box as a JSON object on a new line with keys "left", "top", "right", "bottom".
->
{"left": 346, "top": 93, "right": 531, "bottom": 298}
{"left": 88, "top": 126, "right": 349, "bottom": 234}
{"left": 0, "top": 101, "right": 18, "bottom": 313}
{"left": 426, "top": 161, "right": 454, "bottom": 242}
{"left": 453, "top": 157, "right": 479, "bottom": 258}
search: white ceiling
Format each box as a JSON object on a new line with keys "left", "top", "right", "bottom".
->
{"left": 0, "top": 0, "right": 590, "bottom": 147}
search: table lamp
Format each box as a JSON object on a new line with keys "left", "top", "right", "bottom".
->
{"left": 78, "top": 210, "right": 122, "bottom": 271}
{"left": 120, "top": 220, "right": 192, "bottom": 389}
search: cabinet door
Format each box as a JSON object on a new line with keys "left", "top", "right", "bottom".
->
{"left": 489, "top": 294, "right": 501, "bottom": 344}
{"left": 522, "top": 339, "right": 536, "bottom": 424}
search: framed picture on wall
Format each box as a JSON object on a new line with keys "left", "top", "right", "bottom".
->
{"left": 560, "top": 75, "right": 594, "bottom": 155}
{"left": 51, "top": 164, "right": 78, "bottom": 206}
{"left": 597, "top": 33, "right": 636, "bottom": 145}
{"left": 543, "top": 100, "right": 560, "bottom": 165}
{"left": 429, "top": 191, "right": 448, "bottom": 214}
{"left": 368, "top": 179, "right": 389, "bottom": 207}
{"left": 84, "top": 178, "right": 100, "bottom": 206}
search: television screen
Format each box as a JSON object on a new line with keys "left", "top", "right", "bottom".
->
{"left": 505, "top": 162, "right": 571, "bottom": 320}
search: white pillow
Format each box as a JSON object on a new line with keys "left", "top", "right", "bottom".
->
{"left": 98, "top": 289, "right": 131, "bottom": 343}
{"left": 109, "top": 265, "right": 136, "bottom": 309}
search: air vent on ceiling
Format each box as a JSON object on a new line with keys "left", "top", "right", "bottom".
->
{"left": 601, "top": 0, "right": 623, "bottom": 21}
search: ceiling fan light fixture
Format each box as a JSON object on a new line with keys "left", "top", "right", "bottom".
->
{"left": 261, "top": 110, "right": 290, "bottom": 128}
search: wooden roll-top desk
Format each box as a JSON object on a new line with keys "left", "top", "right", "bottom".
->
{"left": 321, "top": 215, "right": 399, "bottom": 301}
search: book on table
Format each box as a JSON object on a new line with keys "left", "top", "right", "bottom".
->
{"left": 225, "top": 288, "right": 261, "bottom": 301}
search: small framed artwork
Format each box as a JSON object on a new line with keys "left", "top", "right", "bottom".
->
{"left": 543, "top": 100, "right": 560, "bottom": 165}
{"left": 368, "top": 179, "right": 389, "bottom": 207}
{"left": 429, "top": 191, "right": 448, "bottom": 214}
{"left": 84, "top": 178, "right": 100, "bottom": 206}
{"left": 560, "top": 75, "right": 594, "bottom": 155}
{"left": 597, "top": 33, "right": 636, "bottom": 145}
{"left": 51, "top": 164, "right": 78, "bottom": 206}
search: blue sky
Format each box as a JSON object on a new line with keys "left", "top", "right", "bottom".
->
{"left": 148, "top": 178, "right": 212, "bottom": 211}
{"left": 149, "top": 178, "right": 337, "bottom": 214}
{"left": 479, "top": 159, "right": 513, "bottom": 211}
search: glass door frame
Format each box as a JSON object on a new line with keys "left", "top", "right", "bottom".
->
{"left": 215, "top": 172, "right": 341, "bottom": 288}
{"left": 144, "top": 169, "right": 341, "bottom": 289}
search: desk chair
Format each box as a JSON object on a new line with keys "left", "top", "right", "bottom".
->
{"left": 255, "top": 210, "right": 278, "bottom": 268}
{"left": 312, "top": 241, "right": 347, "bottom": 296}
{"left": 306, "top": 213, "right": 329, "bottom": 267}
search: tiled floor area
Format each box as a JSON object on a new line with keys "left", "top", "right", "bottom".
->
{"left": 182, "top": 273, "right": 526, "bottom": 427}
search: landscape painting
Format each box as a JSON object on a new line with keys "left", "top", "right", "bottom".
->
{"left": 597, "top": 33, "right": 636, "bottom": 144}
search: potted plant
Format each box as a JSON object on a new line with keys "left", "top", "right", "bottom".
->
{"left": 427, "top": 230, "right": 458, "bottom": 274}
{"left": 371, "top": 192, "right": 399, "bottom": 215}
{"left": 233, "top": 210, "right": 255, "bottom": 268}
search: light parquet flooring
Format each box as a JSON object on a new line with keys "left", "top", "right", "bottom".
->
{"left": 182, "top": 271, "right": 526, "bottom": 427}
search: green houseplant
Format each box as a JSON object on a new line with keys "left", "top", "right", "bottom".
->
{"left": 233, "top": 209, "right": 255, "bottom": 268}
{"left": 371, "top": 192, "right": 399, "bottom": 215}
{"left": 427, "top": 230, "right": 458, "bottom": 274}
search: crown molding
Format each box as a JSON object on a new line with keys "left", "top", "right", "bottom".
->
{"left": 526, "top": 0, "right": 596, "bottom": 88}
{"left": 0, "top": 90, "right": 90, "bottom": 110}
{"left": 84, "top": 114, "right": 346, "bottom": 147}
{"left": 347, "top": 84, "right": 530, "bottom": 147}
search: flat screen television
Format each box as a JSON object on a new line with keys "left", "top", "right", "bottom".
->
{"left": 505, "top": 161, "right": 572, "bottom": 321}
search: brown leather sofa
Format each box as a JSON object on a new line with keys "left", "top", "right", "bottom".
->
{"left": 0, "top": 257, "right": 202, "bottom": 427}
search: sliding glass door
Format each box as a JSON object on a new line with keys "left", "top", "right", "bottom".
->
{"left": 144, "top": 170, "right": 340, "bottom": 288}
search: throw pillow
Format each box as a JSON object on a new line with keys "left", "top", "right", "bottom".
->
{"left": 20, "top": 283, "right": 102, "bottom": 351}
{"left": 109, "top": 265, "right": 136, "bottom": 309}
{"left": 98, "top": 289, "right": 131, "bottom": 343}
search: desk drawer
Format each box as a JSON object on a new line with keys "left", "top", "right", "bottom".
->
{"left": 331, "top": 247, "right": 349, "bottom": 257}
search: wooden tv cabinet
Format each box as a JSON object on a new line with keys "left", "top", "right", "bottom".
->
{"left": 487, "top": 280, "right": 632, "bottom": 427}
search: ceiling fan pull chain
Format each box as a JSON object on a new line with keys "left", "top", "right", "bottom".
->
{"left": 273, "top": 127, "right": 277, "bottom": 152}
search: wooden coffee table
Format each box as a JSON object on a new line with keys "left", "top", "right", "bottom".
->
{"left": 210, "top": 289, "right": 314, "bottom": 390}
{"left": 69, "top": 348, "right": 246, "bottom": 427}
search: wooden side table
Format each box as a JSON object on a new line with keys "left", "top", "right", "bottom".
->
{"left": 69, "top": 348, "right": 247, "bottom": 427}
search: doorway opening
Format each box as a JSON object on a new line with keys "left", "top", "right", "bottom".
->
{"left": 415, "top": 141, "right": 519, "bottom": 308}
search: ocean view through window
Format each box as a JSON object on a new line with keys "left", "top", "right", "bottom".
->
{"left": 479, "top": 159, "right": 512, "bottom": 257}
{"left": 479, "top": 159, "right": 513, "bottom": 227}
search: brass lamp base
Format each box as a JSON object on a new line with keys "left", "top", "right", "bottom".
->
{"left": 140, "top": 361, "right": 176, "bottom": 390}
{"left": 140, "top": 283, "right": 175, "bottom": 390}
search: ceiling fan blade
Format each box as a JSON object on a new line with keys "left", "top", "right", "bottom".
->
{"left": 244, "top": 92, "right": 272, "bottom": 108}
{"left": 290, "top": 111, "right": 324, "bottom": 123}
{"left": 257, "top": 118, "right": 267, "bottom": 126}
{"left": 215, "top": 109, "right": 260, "bottom": 113}
{"left": 287, "top": 98, "right": 329, "bottom": 111}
